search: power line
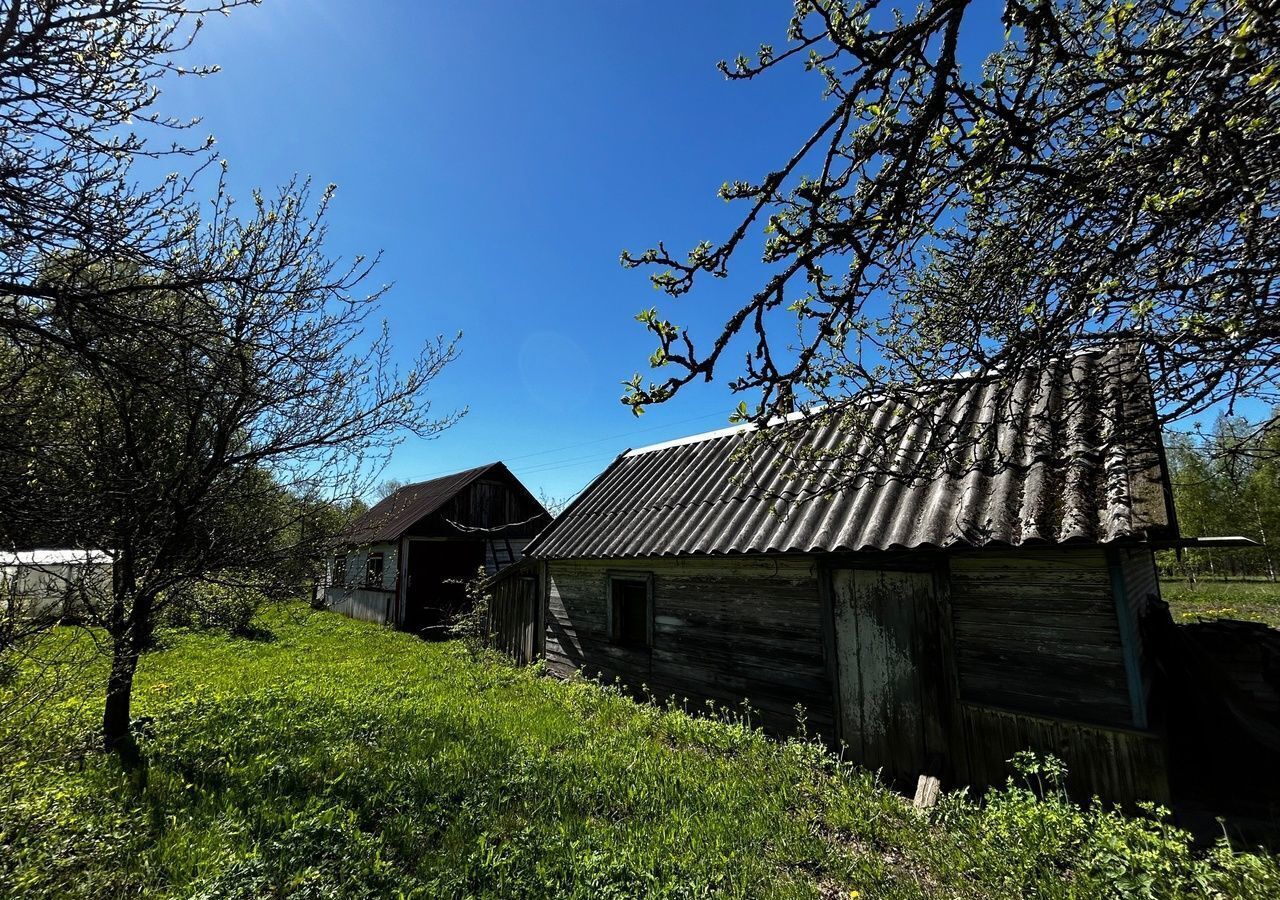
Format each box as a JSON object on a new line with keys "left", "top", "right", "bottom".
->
{"left": 409, "top": 410, "right": 729, "bottom": 481}
{"left": 498, "top": 410, "right": 727, "bottom": 464}
{"left": 515, "top": 449, "right": 625, "bottom": 477}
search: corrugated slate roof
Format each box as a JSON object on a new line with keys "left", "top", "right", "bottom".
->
{"left": 526, "top": 346, "right": 1177, "bottom": 559}
{"left": 342, "top": 462, "right": 504, "bottom": 545}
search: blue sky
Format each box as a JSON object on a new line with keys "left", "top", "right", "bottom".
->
{"left": 158, "top": 1, "right": 1007, "bottom": 503}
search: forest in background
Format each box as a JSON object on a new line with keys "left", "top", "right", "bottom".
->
{"left": 1164, "top": 414, "right": 1280, "bottom": 582}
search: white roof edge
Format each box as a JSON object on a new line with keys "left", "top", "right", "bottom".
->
{"left": 623, "top": 344, "right": 1141, "bottom": 460}
{"left": 0, "top": 549, "right": 115, "bottom": 565}
{"left": 625, "top": 406, "right": 825, "bottom": 457}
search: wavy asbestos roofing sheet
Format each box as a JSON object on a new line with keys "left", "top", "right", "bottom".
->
{"left": 526, "top": 345, "right": 1177, "bottom": 559}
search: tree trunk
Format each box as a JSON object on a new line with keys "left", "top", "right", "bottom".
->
{"left": 102, "top": 549, "right": 152, "bottom": 768}
{"left": 102, "top": 636, "right": 140, "bottom": 766}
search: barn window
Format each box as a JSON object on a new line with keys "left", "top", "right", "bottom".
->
{"left": 332, "top": 555, "right": 347, "bottom": 585}
{"left": 607, "top": 574, "right": 652, "bottom": 648}
{"left": 365, "top": 552, "right": 384, "bottom": 588}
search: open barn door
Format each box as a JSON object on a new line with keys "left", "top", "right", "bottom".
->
{"left": 831, "top": 566, "right": 948, "bottom": 786}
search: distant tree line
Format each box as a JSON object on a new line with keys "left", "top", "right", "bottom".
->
{"left": 1165, "top": 416, "right": 1280, "bottom": 582}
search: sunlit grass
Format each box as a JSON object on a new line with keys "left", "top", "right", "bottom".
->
{"left": 1162, "top": 578, "right": 1280, "bottom": 629}
{"left": 1, "top": 604, "right": 1277, "bottom": 899}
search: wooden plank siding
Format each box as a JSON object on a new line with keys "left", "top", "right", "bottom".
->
{"left": 534, "top": 547, "right": 1168, "bottom": 805}
{"left": 489, "top": 567, "right": 540, "bottom": 664}
{"left": 326, "top": 587, "right": 396, "bottom": 625}
{"left": 407, "top": 478, "right": 547, "bottom": 538}
{"left": 955, "top": 704, "right": 1170, "bottom": 804}
{"left": 948, "top": 549, "right": 1135, "bottom": 727}
{"left": 543, "top": 556, "right": 834, "bottom": 735}
{"left": 1119, "top": 548, "right": 1161, "bottom": 618}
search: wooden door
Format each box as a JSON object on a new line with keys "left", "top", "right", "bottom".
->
{"left": 831, "top": 567, "right": 946, "bottom": 785}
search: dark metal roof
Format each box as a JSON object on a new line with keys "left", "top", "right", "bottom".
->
{"left": 526, "top": 346, "right": 1177, "bottom": 559}
{"left": 342, "top": 462, "right": 510, "bottom": 545}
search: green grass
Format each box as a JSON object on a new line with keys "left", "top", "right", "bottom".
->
{"left": 1162, "top": 577, "right": 1280, "bottom": 629}
{"left": 2, "top": 605, "right": 1278, "bottom": 899}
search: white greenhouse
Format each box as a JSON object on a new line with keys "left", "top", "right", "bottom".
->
{"left": 0, "top": 549, "right": 113, "bottom": 622}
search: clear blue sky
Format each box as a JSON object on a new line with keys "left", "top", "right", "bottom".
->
{"left": 159, "top": 1, "right": 1006, "bottom": 503}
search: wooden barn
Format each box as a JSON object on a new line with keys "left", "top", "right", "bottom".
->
{"left": 326, "top": 462, "right": 549, "bottom": 633}
{"left": 499, "top": 346, "right": 1193, "bottom": 804}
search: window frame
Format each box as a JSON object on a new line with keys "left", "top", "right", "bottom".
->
{"left": 365, "top": 552, "right": 385, "bottom": 589}
{"left": 605, "top": 571, "right": 654, "bottom": 649}
{"left": 332, "top": 555, "right": 348, "bottom": 586}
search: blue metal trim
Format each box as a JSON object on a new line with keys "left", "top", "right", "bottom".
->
{"left": 1107, "top": 549, "right": 1148, "bottom": 729}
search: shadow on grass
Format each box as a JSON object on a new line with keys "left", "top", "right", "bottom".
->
{"left": 229, "top": 623, "right": 276, "bottom": 643}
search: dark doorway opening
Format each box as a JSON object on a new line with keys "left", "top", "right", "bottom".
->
{"left": 402, "top": 540, "right": 486, "bottom": 637}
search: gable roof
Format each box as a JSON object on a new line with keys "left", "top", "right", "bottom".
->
{"left": 342, "top": 462, "right": 534, "bottom": 545}
{"left": 525, "top": 345, "right": 1178, "bottom": 559}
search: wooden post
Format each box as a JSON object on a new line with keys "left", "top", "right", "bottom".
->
{"left": 913, "top": 774, "right": 942, "bottom": 810}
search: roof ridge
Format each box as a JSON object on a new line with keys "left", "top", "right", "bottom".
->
{"left": 625, "top": 343, "right": 1135, "bottom": 459}
{"left": 626, "top": 409, "right": 817, "bottom": 457}
{"left": 340, "top": 461, "right": 520, "bottom": 545}
{"left": 391, "top": 461, "right": 501, "bottom": 494}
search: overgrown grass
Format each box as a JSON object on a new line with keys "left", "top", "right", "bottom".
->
{"left": 1, "top": 605, "right": 1278, "bottom": 899}
{"left": 1161, "top": 577, "right": 1280, "bottom": 628}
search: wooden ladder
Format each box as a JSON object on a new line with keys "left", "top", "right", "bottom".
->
{"left": 487, "top": 536, "right": 517, "bottom": 574}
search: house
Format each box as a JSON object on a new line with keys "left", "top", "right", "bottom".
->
{"left": 501, "top": 345, "right": 1191, "bottom": 804}
{"left": 326, "top": 462, "right": 549, "bottom": 633}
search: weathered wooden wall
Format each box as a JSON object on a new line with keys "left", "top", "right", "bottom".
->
{"left": 944, "top": 548, "right": 1167, "bottom": 803}
{"left": 489, "top": 565, "right": 540, "bottom": 664}
{"left": 1117, "top": 547, "right": 1161, "bottom": 713}
{"left": 535, "top": 547, "right": 1167, "bottom": 805}
{"left": 329, "top": 543, "right": 399, "bottom": 592}
{"left": 327, "top": 587, "right": 396, "bottom": 624}
{"left": 412, "top": 479, "right": 547, "bottom": 537}
{"left": 948, "top": 549, "right": 1135, "bottom": 727}
{"left": 1118, "top": 548, "right": 1160, "bottom": 618}
{"left": 954, "top": 703, "right": 1170, "bottom": 804}
{"left": 544, "top": 556, "right": 833, "bottom": 735}
{"left": 326, "top": 541, "right": 398, "bottom": 624}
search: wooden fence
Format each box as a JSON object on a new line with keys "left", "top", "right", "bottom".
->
{"left": 488, "top": 560, "right": 539, "bottom": 664}
{"left": 954, "top": 703, "right": 1170, "bottom": 805}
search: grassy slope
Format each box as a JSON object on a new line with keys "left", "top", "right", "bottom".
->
{"left": 1162, "top": 578, "right": 1280, "bottom": 629}
{"left": 1, "top": 606, "right": 1278, "bottom": 900}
